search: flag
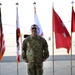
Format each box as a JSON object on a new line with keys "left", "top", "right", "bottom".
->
{"left": 71, "top": 6, "right": 75, "bottom": 32}
{"left": 52, "top": 8, "right": 71, "bottom": 53}
{"left": 34, "top": 6, "right": 43, "bottom": 36}
{"left": 16, "top": 6, "right": 21, "bottom": 62}
{"left": 0, "top": 7, "right": 5, "bottom": 61}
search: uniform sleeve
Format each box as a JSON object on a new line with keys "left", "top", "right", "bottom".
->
{"left": 21, "top": 39, "right": 27, "bottom": 60}
{"left": 43, "top": 39, "right": 49, "bottom": 60}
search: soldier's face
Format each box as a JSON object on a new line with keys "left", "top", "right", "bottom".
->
{"left": 31, "top": 27, "right": 38, "bottom": 34}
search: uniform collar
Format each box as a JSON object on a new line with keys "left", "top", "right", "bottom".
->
{"left": 30, "top": 35, "right": 40, "bottom": 39}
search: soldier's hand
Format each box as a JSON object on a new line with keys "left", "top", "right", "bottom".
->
{"left": 41, "top": 59, "right": 46, "bottom": 62}
{"left": 24, "top": 59, "right": 28, "bottom": 63}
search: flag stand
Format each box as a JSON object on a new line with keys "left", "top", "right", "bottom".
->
{"left": 16, "top": 34, "right": 22, "bottom": 75}
{"left": 0, "top": 3, "right": 2, "bottom": 75}
{"left": 71, "top": 37, "right": 72, "bottom": 75}
{"left": 16, "top": 2, "right": 19, "bottom": 75}
{"left": 16, "top": 2, "right": 22, "bottom": 75}
{"left": 0, "top": 61, "right": 1, "bottom": 75}
{"left": 70, "top": 31, "right": 72, "bottom": 75}
{"left": 71, "top": 1, "right": 74, "bottom": 75}
{"left": 52, "top": 32, "right": 54, "bottom": 75}
{"left": 17, "top": 62, "right": 19, "bottom": 75}
{"left": 52, "top": 3, "right": 54, "bottom": 75}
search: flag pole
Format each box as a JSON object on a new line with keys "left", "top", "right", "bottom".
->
{"left": 71, "top": 1, "right": 74, "bottom": 75}
{"left": 33, "top": 2, "right": 36, "bottom": 20}
{"left": 16, "top": 2, "right": 19, "bottom": 75}
{"left": 0, "top": 61, "right": 1, "bottom": 75}
{"left": 52, "top": 2, "right": 54, "bottom": 75}
{"left": 0, "top": 3, "right": 2, "bottom": 75}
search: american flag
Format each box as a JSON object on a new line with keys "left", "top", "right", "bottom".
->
{"left": 0, "top": 7, "right": 5, "bottom": 61}
{"left": 34, "top": 6, "right": 43, "bottom": 37}
{"left": 16, "top": 6, "right": 21, "bottom": 62}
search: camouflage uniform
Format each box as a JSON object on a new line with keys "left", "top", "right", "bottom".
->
{"left": 22, "top": 35, "right": 49, "bottom": 75}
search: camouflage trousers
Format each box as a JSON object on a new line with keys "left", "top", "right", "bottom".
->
{"left": 27, "top": 62, "right": 43, "bottom": 75}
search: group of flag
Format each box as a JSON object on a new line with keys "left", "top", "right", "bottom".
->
{"left": 0, "top": 5, "right": 75, "bottom": 62}
{"left": 52, "top": 6, "right": 75, "bottom": 54}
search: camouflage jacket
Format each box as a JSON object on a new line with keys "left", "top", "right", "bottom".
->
{"left": 22, "top": 35, "right": 49, "bottom": 62}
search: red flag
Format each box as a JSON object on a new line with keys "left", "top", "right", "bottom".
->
{"left": 71, "top": 6, "right": 75, "bottom": 32}
{"left": 16, "top": 6, "right": 21, "bottom": 62}
{"left": 52, "top": 8, "right": 71, "bottom": 53}
{"left": 0, "top": 7, "right": 5, "bottom": 61}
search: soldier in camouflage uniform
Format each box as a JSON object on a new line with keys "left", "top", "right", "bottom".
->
{"left": 22, "top": 24, "right": 49, "bottom": 75}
